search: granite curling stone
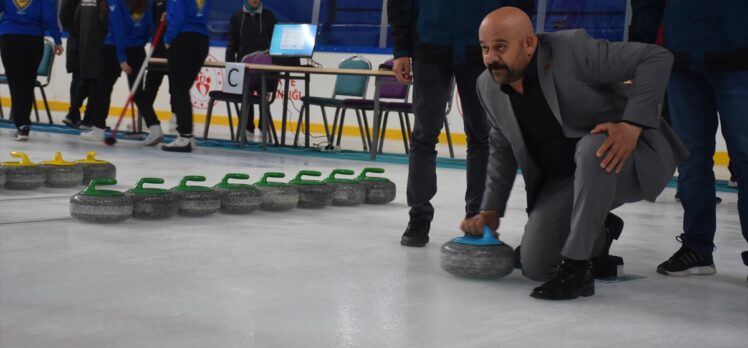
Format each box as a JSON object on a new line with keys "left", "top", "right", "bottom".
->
{"left": 70, "top": 178, "right": 133, "bottom": 223}
{"left": 356, "top": 167, "right": 396, "bottom": 204}
{"left": 41, "top": 152, "right": 84, "bottom": 187}
{"left": 214, "top": 173, "right": 263, "bottom": 214}
{"left": 254, "top": 172, "right": 298, "bottom": 211}
{"left": 171, "top": 176, "right": 221, "bottom": 216}
{"left": 126, "top": 177, "right": 179, "bottom": 219}
{"left": 441, "top": 226, "right": 515, "bottom": 279}
{"left": 323, "top": 169, "right": 365, "bottom": 206}
{"left": 1, "top": 152, "right": 46, "bottom": 190}
{"left": 289, "top": 170, "right": 334, "bottom": 209}
{"left": 75, "top": 151, "right": 116, "bottom": 185}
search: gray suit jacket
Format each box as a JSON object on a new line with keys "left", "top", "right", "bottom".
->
{"left": 477, "top": 29, "right": 689, "bottom": 215}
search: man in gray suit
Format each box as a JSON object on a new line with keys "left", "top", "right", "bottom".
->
{"left": 461, "top": 8, "right": 688, "bottom": 300}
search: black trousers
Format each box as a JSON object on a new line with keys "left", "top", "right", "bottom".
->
{"left": 407, "top": 60, "right": 490, "bottom": 220}
{"left": 67, "top": 71, "right": 92, "bottom": 121}
{"left": 87, "top": 45, "right": 147, "bottom": 129}
{"left": 0, "top": 34, "right": 43, "bottom": 128}
{"left": 168, "top": 32, "right": 209, "bottom": 136}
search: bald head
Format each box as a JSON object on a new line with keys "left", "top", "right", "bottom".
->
{"left": 479, "top": 7, "right": 537, "bottom": 84}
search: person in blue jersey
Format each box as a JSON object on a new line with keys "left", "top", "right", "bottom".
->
{"left": 160, "top": 0, "right": 210, "bottom": 153}
{"left": 79, "top": 0, "right": 154, "bottom": 141}
{"left": 0, "top": 0, "right": 63, "bottom": 141}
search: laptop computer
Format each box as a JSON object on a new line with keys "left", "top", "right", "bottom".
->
{"left": 269, "top": 24, "right": 319, "bottom": 66}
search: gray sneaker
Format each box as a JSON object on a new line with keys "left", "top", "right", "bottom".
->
{"left": 142, "top": 125, "right": 164, "bottom": 146}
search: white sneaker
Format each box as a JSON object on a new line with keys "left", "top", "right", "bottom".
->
{"left": 168, "top": 114, "right": 177, "bottom": 133}
{"left": 80, "top": 127, "right": 105, "bottom": 142}
{"left": 142, "top": 124, "right": 164, "bottom": 146}
{"left": 161, "top": 134, "right": 193, "bottom": 153}
{"left": 728, "top": 180, "right": 738, "bottom": 188}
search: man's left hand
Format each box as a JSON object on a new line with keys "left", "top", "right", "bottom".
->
{"left": 591, "top": 122, "right": 642, "bottom": 174}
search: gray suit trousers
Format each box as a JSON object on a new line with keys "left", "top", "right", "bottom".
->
{"left": 520, "top": 133, "right": 645, "bottom": 281}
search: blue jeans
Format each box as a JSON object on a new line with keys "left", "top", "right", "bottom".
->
{"left": 668, "top": 70, "right": 748, "bottom": 255}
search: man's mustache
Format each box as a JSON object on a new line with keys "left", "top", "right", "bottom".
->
{"left": 487, "top": 62, "right": 509, "bottom": 72}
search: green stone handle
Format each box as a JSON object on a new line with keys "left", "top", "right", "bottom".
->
{"left": 258, "top": 172, "right": 285, "bottom": 185}
{"left": 326, "top": 169, "right": 354, "bottom": 181}
{"left": 134, "top": 177, "right": 164, "bottom": 189}
{"left": 220, "top": 173, "right": 250, "bottom": 185}
{"left": 357, "top": 167, "right": 388, "bottom": 182}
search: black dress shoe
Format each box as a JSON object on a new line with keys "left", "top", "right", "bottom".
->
{"left": 62, "top": 116, "right": 81, "bottom": 129}
{"left": 531, "top": 257, "right": 594, "bottom": 300}
{"left": 591, "top": 254, "right": 624, "bottom": 279}
{"left": 400, "top": 219, "right": 430, "bottom": 247}
{"left": 602, "top": 213, "right": 624, "bottom": 256}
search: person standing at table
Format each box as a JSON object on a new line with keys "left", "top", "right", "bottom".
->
{"left": 225, "top": 0, "right": 276, "bottom": 138}
{"left": 0, "top": 0, "right": 63, "bottom": 141}
{"left": 160, "top": 0, "right": 211, "bottom": 153}
{"left": 79, "top": 0, "right": 154, "bottom": 141}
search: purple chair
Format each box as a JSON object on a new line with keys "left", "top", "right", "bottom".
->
{"left": 337, "top": 59, "right": 410, "bottom": 151}
{"left": 203, "top": 52, "right": 280, "bottom": 144}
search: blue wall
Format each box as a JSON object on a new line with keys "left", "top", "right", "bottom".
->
{"left": 208, "top": 0, "right": 628, "bottom": 50}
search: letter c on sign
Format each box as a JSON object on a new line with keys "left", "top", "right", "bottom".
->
{"left": 228, "top": 67, "right": 239, "bottom": 87}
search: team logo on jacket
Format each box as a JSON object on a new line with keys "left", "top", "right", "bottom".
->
{"left": 196, "top": 0, "right": 204, "bottom": 15}
{"left": 190, "top": 54, "right": 223, "bottom": 109}
{"left": 132, "top": 11, "right": 144, "bottom": 22}
{"left": 13, "top": 0, "right": 32, "bottom": 12}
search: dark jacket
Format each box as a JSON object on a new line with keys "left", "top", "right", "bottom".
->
{"left": 60, "top": 0, "right": 80, "bottom": 73}
{"left": 632, "top": 0, "right": 748, "bottom": 72}
{"left": 75, "top": 0, "right": 108, "bottom": 79}
{"left": 387, "top": 0, "right": 534, "bottom": 64}
{"left": 225, "top": 8, "right": 277, "bottom": 62}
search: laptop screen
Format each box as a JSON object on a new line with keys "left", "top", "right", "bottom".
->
{"left": 269, "top": 24, "right": 318, "bottom": 58}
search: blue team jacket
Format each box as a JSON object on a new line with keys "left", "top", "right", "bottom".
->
{"left": 0, "top": 0, "right": 62, "bottom": 44}
{"left": 164, "top": 0, "right": 210, "bottom": 45}
{"left": 104, "top": 0, "right": 154, "bottom": 63}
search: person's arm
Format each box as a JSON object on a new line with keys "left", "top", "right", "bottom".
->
{"left": 461, "top": 79, "right": 518, "bottom": 236}
{"left": 108, "top": 0, "right": 129, "bottom": 64}
{"left": 571, "top": 29, "right": 673, "bottom": 129}
{"left": 42, "top": 0, "right": 63, "bottom": 46}
{"left": 225, "top": 12, "right": 239, "bottom": 62}
{"left": 629, "top": 0, "right": 666, "bottom": 44}
{"left": 60, "top": 0, "right": 78, "bottom": 31}
{"left": 164, "top": 0, "right": 186, "bottom": 46}
{"left": 387, "top": 0, "right": 414, "bottom": 59}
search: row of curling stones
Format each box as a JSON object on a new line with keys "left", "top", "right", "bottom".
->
{"left": 68, "top": 168, "right": 397, "bottom": 222}
{"left": 441, "top": 226, "right": 515, "bottom": 279}
{"left": 0, "top": 151, "right": 115, "bottom": 189}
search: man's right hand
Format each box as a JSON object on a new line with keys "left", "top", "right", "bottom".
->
{"left": 460, "top": 210, "right": 500, "bottom": 238}
{"left": 392, "top": 57, "right": 412, "bottom": 84}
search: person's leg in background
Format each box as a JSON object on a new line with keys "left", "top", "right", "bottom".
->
{"left": 81, "top": 45, "right": 121, "bottom": 141}
{"left": 710, "top": 70, "right": 748, "bottom": 277}
{"left": 0, "top": 35, "right": 44, "bottom": 140}
{"left": 400, "top": 60, "right": 452, "bottom": 247}
{"left": 658, "top": 70, "right": 719, "bottom": 276}
{"left": 453, "top": 63, "right": 489, "bottom": 218}
{"left": 162, "top": 33, "right": 209, "bottom": 152}
{"left": 139, "top": 61, "right": 167, "bottom": 145}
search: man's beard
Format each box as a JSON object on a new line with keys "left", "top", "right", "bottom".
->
{"left": 487, "top": 62, "right": 522, "bottom": 83}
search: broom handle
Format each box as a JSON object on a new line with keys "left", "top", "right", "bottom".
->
{"left": 112, "top": 19, "right": 167, "bottom": 133}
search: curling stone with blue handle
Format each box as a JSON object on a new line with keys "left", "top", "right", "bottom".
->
{"left": 440, "top": 226, "right": 515, "bottom": 279}
{"left": 75, "top": 151, "right": 116, "bottom": 185}
{"left": 214, "top": 173, "right": 263, "bottom": 214}
{"left": 41, "top": 152, "right": 84, "bottom": 187}
{"left": 324, "top": 169, "right": 365, "bottom": 206}
{"left": 1, "top": 152, "right": 46, "bottom": 190}
{"left": 356, "top": 167, "right": 396, "bottom": 204}
{"left": 254, "top": 172, "right": 298, "bottom": 211}
{"left": 70, "top": 178, "right": 133, "bottom": 223}
{"left": 171, "top": 176, "right": 221, "bottom": 216}
{"left": 126, "top": 178, "right": 178, "bottom": 219}
{"left": 289, "top": 170, "right": 334, "bottom": 209}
